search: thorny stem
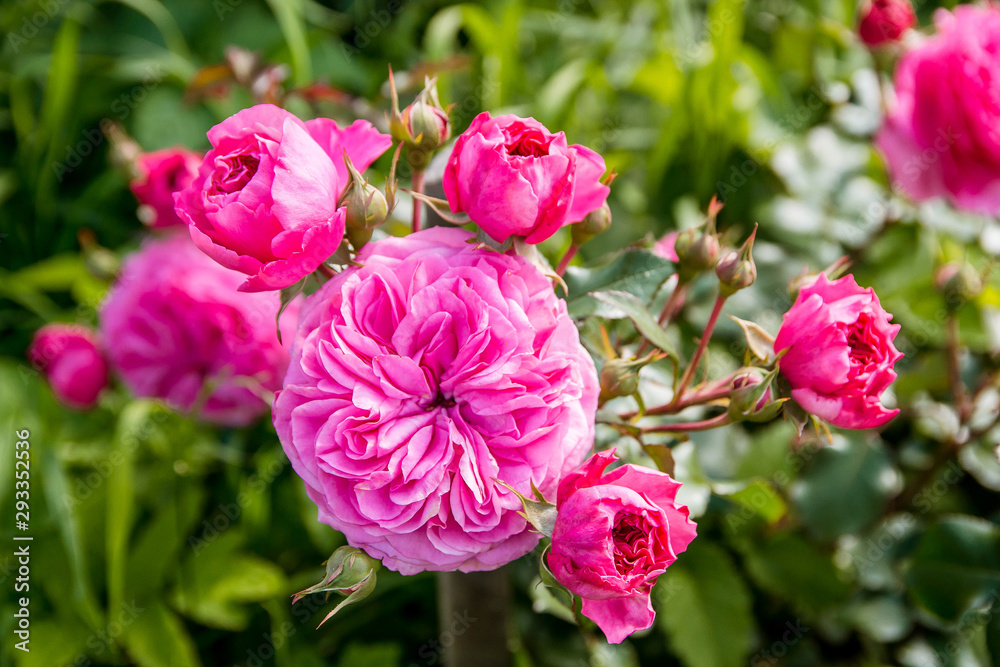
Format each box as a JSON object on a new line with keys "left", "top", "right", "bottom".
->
{"left": 658, "top": 281, "right": 688, "bottom": 326}
{"left": 619, "top": 373, "right": 736, "bottom": 420}
{"left": 412, "top": 169, "right": 425, "bottom": 234}
{"left": 672, "top": 294, "right": 727, "bottom": 407}
{"left": 556, "top": 245, "right": 579, "bottom": 277}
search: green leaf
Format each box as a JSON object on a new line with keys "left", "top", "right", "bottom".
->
{"left": 124, "top": 602, "right": 201, "bottom": 667}
{"left": 791, "top": 435, "right": 896, "bottom": 540}
{"left": 564, "top": 250, "right": 674, "bottom": 319}
{"left": 738, "top": 532, "right": 852, "bottom": 615}
{"left": 657, "top": 541, "right": 755, "bottom": 667}
{"left": 906, "top": 516, "right": 1000, "bottom": 624}
{"left": 591, "top": 290, "right": 677, "bottom": 358}
{"left": 727, "top": 480, "right": 787, "bottom": 525}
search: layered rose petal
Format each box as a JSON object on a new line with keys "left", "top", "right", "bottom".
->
{"left": 876, "top": 5, "right": 1000, "bottom": 215}
{"left": 273, "top": 227, "right": 599, "bottom": 574}
{"left": 99, "top": 233, "right": 297, "bottom": 427}
{"left": 28, "top": 324, "right": 109, "bottom": 409}
{"left": 547, "top": 449, "right": 696, "bottom": 644}
{"left": 130, "top": 147, "right": 201, "bottom": 229}
{"left": 443, "top": 112, "right": 609, "bottom": 244}
{"left": 174, "top": 104, "right": 391, "bottom": 291}
{"left": 776, "top": 273, "right": 902, "bottom": 430}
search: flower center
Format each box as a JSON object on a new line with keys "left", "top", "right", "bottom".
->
{"left": 503, "top": 122, "right": 552, "bottom": 157}
{"left": 846, "top": 313, "right": 878, "bottom": 367}
{"left": 421, "top": 389, "right": 456, "bottom": 411}
{"left": 611, "top": 512, "right": 653, "bottom": 576}
{"left": 212, "top": 151, "right": 260, "bottom": 195}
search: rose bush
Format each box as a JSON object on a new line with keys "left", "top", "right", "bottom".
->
{"left": 174, "top": 104, "right": 391, "bottom": 291}
{"left": 130, "top": 147, "right": 202, "bottom": 229}
{"left": 28, "top": 324, "right": 109, "bottom": 409}
{"left": 547, "top": 449, "right": 697, "bottom": 644}
{"left": 775, "top": 273, "right": 903, "bottom": 429}
{"left": 100, "top": 233, "right": 297, "bottom": 426}
{"left": 443, "top": 113, "right": 609, "bottom": 244}
{"left": 876, "top": 4, "right": 1000, "bottom": 214}
{"left": 272, "top": 227, "right": 599, "bottom": 574}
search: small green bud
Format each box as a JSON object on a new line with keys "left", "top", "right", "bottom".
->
{"left": 715, "top": 224, "right": 757, "bottom": 296}
{"left": 599, "top": 358, "right": 641, "bottom": 402}
{"left": 571, "top": 203, "right": 612, "bottom": 246}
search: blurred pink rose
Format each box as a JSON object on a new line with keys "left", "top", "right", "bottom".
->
{"left": 776, "top": 273, "right": 902, "bottom": 429}
{"left": 876, "top": 5, "right": 1000, "bottom": 215}
{"left": 100, "top": 233, "right": 298, "bottom": 427}
{"left": 547, "top": 449, "right": 697, "bottom": 644}
{"left": 858, "top": 0, "right": 915, "bottom": 47}
{"left": 130, "top": 147, "right": 201, "bottom": 229}
{"left": 174, "top": 104, "right": 391, "bottom": 291}
{"left": 272, "top": 227, "right": 599, "bottom": 574}
{"left": 443, "top": 113, "right": 609, "bottom": 244}
{"left": 653, "top": 231, "right": 679, "bottom": 262}
{"left": 28, "top": 324, "right": 109, "bottom": 409}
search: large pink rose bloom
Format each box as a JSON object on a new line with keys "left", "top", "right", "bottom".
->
{"left": 131, "top": 147, "right": 201, "bottom": 229}
{"left": 775, "top": 273, "right": 903, "bottom": 430}
{"left": 273, "top": 227, "right": 599, "bottom": 574}
{"left": 174, "top": 104, "right": 391, "bottom": 291}
{"left": 28, "top": 324, "right": 109, "bottom": 410}
{"left": 547, "top": 449, "right": 697, "bottom": 644}
{"left": 876, "top": 5, "right": 1000, "bottom": 215}
{"left": 100, "top": 233, "right": 297, "bottom": 427}
{"left": 443, "top": 113, "right": 609, "bottom": 244}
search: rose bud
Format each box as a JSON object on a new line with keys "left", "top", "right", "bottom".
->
{"left": 28, "top": 324, "right": 109, "bottom": 410}
{"left": 728, "top": 369, "right": 785, "bottom": 422}
{"left": 130, "top": 147, "right": 202, "bottom": 229}
{"left": 340, "top": 155, "right": 389, "bottom": 242}
{"left": 571, "top": 202, "right": 612, "bottom": 247}
{"left": 775, "top": 273, "right": 903, "bottom": 429}
{"left": 858, "top": 0, "right": 916, "bottom": 48}
{"left": 174, "top": 104, "right": 391, "bottom": 292}
{"left": 715, "top": 224, "right": 757, "bottom": 296}
{"left": 876, "top": 5, "right": 1000, "bottom": 215}
{"left": 389, "top": 73, "right": 451, "bottom": 171}
{"left": 547, "top": 449, "right": 697, "bottom": 644}
{"left": 599, "top": 357, "right": 641, "bottom": 403}
{"left": 443, "top": 112, "right": 609, "bottom": 244}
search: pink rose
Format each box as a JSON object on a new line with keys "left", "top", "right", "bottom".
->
{"left": 653, "top": 231, "right": 679, "bottom": 262}
{"left": 100, "top": 233, "right": 298, "bottom": 427}
{"left": 876, "top": 5, "right": 1000, "bottom": 215}
{"left": 858, "top": 0, "right": 916, "bottom": 47}
{"left": 443, "top": 113, "right": 609, "bottom": 244}
{"left": 775, "top": 273, "right": 903, "bottom": 429}
{"left": 28, "top": 324, "right": 109, "bottom": 409}
{"left": 174, "top": 104, "right": 391, "bottom": 291}
{"left": 547, "top": 449, "right": 697, "bottom": 644}
{"left": 273, "top": 227, "right": 599, "bottom": 574}
{"left": 130, "top": 147, "right": 201, "bottom": 229}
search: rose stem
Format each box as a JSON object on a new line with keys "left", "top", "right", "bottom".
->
{"left": 621, "top": 373, "right": 736, "bottom": 419}
{"left": 658, "top": 281, "right": 688, "bottom": 326}
{"left": 946, "top": 314, "right": 970, "bottom": 420}
{"left": 412, "top": 169, "right": 425, "bottom": 234}
{"left": 315, "top": 264, "right": 336, "bottom": 280}
{"left": 437, "top": 569, "right": 512, "bottom": 667}
{"left": 672, "top": 294, "right": 727, "bottom": 406}
{"left": 641, "top": 412, "right": 731, "bottom": 433}
{"left": 556, "top": 244, "right": 579, "bottom": 277}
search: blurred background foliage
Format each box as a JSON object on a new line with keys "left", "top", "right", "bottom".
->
{"left": 1, "top": 0, "right": 1000, "bottom": 666}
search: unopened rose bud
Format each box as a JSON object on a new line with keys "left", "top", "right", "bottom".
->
{"left": 599, "top": 358, "right": 641, "bottom": 403}
{"left": 728, "top": 369, "right": 784, "bottom": 422}
{"left": 675, "top": 228, "right": 722, "bottom": 282}
{"left": 571, "top": 202, "right": 612, "bottom": 246}
{"left": 389, "top": 69, "right": 451, "bottom": 171}
{"left": 340, "top": 155, "right": 389, "bottom": 235}
{"left": 715, "top": 225, "right": 757, "bottom": 296}
{"left": 858, "top": 0, "right": 916, "bottom": 48}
